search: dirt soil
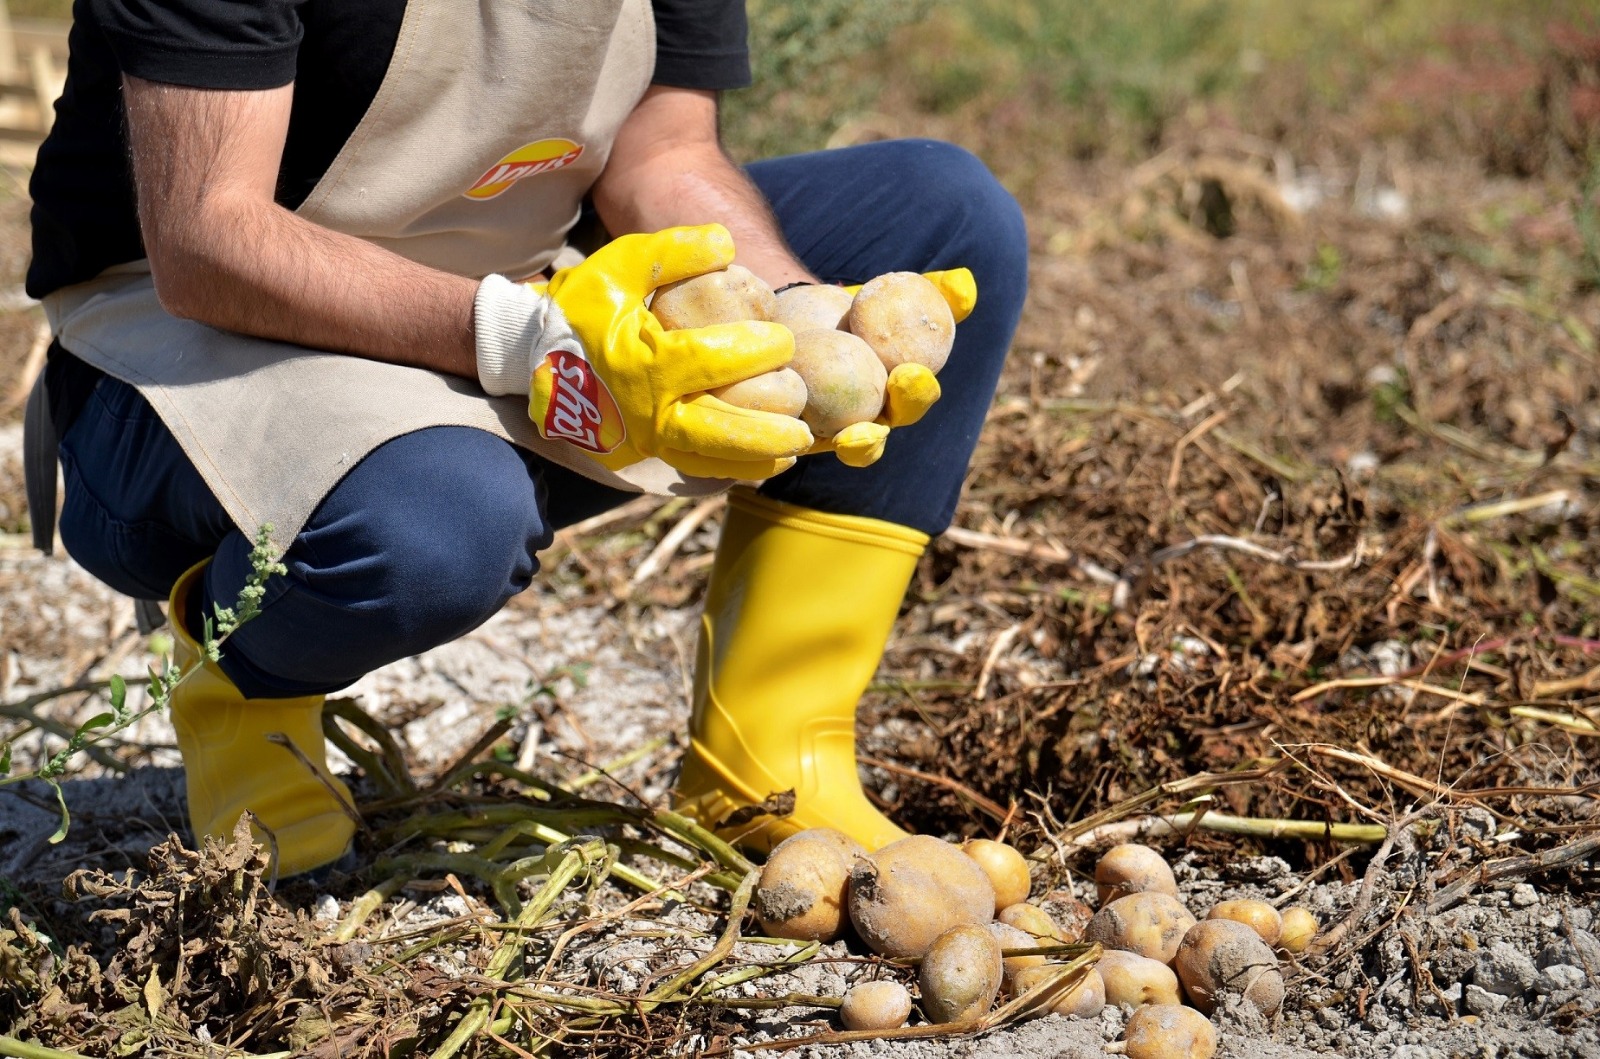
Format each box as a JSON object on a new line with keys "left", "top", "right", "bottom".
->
{"left": 4, "top": 26, "right": 1600, "bottom": 1059}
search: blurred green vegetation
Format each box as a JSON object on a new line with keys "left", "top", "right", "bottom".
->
{"left": 724, "top": 0, "right": 1600, "bottom": 173}
{"left": 721, "top": 0, "right": 933, "bottom": 159}
{"left": 11, "top": 0, "right": 1596, "bottom": 180}
{"left": 6, "top": 0, "right": 71, "bottom": 19}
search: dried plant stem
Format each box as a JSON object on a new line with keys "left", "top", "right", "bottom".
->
{"left": 430, "top": 844, "right": 597, "bottom": 1059}
{"left": 1050, "top": 764, "right": 1285, "bottom": 845}
{"left": 1065, "top": 810, "right": 1386, "bottom": 848}
{"left": 630, "top": 496, "right": 723, "bottom": 587}
{"left": 0, "top": 1036, "right": 80, "bottom": 1059}
{"left": 859, "top": 755, "right": 1010, "bottom": 822}
{"left": 1425, "top": 831, "right": 1600, "bottom": 916}
{"left": 329, "top": 875, "right": 406, "bottom": 942}
{"left": 323, "top": 696, "right": 418, "bottom": 795}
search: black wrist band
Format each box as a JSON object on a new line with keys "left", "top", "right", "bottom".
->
{"left": 774, "top": 281, "right": 816, "bottom": 294}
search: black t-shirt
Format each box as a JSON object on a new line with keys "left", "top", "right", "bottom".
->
{"left": 27, "top": 0, "right": 751, "bottom": 298}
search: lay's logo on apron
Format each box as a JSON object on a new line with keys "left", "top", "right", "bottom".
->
{"left": 464, "top": 138, "right": 585, "bottom": 200}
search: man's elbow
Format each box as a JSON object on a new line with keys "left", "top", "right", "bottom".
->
{"left": 144, "top": 227, "right": 234, "bottom": 324}
{"left": 148, "top": 262, "right": 205, "bottom": 321}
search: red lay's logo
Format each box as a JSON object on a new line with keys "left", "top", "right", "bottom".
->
{"left": 464, "top": 138, "right": 585, "bottom": 201}
{"left": 534, "top": 349, "right": 626, "bottom": 453}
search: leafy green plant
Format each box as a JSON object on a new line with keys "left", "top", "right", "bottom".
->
{"left": 0, "top": 526, "right": 285, "bottom": 843}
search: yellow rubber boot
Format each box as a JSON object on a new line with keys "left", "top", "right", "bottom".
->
{"left": 166, "top": 561, "right": 356, "bottom": 877}
{"left": 674, "top": 489, "right": 926, "bottom": 854}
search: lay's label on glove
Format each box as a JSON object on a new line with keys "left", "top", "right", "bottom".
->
{"left": 531, "top": 348, "right": 627, "bottom": 454}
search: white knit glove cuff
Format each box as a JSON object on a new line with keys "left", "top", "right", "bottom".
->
{"left": 473, "top": 275, "right": 554, "bottom": 396}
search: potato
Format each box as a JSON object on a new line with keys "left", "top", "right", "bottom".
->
{"left": 1278, "top": 907, "right": 1318, "bottom": 954}
{"left": 997, "top": 902, "right": 1066, "bottom": 945}
{"left": 787, "top": 329, "right": 888, "bottom": 438}
{"left": 791, "top": 826, "right": 869, "bottom": 862}
{"left": 1011, "top": 964, "right": 1106, "bottom": 1019}
{"left": 1037, "top": 888, "right": 1095, "bottom": 943}
{"left": 962, "top": 839, "right": 1031, "bottom": 911}
{"left": 1123, "top": 1003, "right": 1217, "bottom": 1059}
{"left": 919, "top": 925, "right": 1003, "bottom": 1025}
{"left": 754, "top": 832, "right": 854, "bottom": 942}
{"left": 1205, "top": 899, "right": 1282, "bottom": 947}
{"left": 1174, "top": 919, "right": 1285, "bottom": 1016}
{"left": 847, "top": 272, "right": 956, "bottom": 373}
{"left": 1096, "top": 949, "right": 1182, "bottom": 1008}
{"left": 1085, "top": 892, "right": 1197, "bottom": 964}
{"left": 849, "top": 835, "right": 996, "bottom": 958}
{"left": 773, "top": 283, "right": 854, "bottom": 334}
{"left": 839, "top": 980, "right": 912, "bottom": 1031}
{"left": 989, "top": 921, "right": 1047, "bottom": 990}
{"left": 1095, "top": 844, "right": 1178, "bottom": 905}
{"left": 651, "top": 264, "right": 775, "bottom": 329}
{"left": 711, "top": 368, "right": 808, "bottom": 417}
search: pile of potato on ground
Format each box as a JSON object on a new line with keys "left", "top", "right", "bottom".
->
{"left": 651, "top": 266, "right": 956, "bottom": 436}
{"left": 753, "top": 831, "right": 1319, "bottom": 1058}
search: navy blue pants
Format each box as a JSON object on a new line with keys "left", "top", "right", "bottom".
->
{"left": 49, "top": 139, "right": 1028, "bottom": 698}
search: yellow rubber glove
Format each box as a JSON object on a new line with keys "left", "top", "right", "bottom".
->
{"left": 474, "top": 225, "right": 814, "bottom": 481}
{"left": 803, "top": 268, "right": 977, "bottom": 468}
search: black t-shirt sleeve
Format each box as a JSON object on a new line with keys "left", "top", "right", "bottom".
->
{"left": 651, "top": 0, "right": 750, "bottom": 90}
{"left": 88, "top": 0, "right": 304, "bottom": 89}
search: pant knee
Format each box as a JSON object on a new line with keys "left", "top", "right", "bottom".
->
{"left": 211, "top": 428, "right": 550, "bottom": 696}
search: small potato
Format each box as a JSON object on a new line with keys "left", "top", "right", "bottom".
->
{"left": 1011, "top": 965, "right": 1106, "bottom": 1019}
{"left": 1279, "top": 907, "right": 1318, "bottom": 954}
{"left": 1037, "top": 888, "right": 1094, "bottom": 943}
{"left": 848, "top": 272, "right": 956, "bottom": 373}
{"left": 998, "top": 902, "right": 1066, "bottom": 944}
{"left": 1124, "top": 1004, "right": 1217, "bottom": 1059}
{"left": 651, "top": 264, "right": 775, "bottom": 329}
{"left": 1095, "top": 844, "right": 1178, "bottom": 905}
{"left": 1096, "top": 949, "right": 1182, "bottom": 1008}
{"left": 788, "top": 329, "right": 888, "bottom": 438}
{"left": 919, "top": 925, "right": 1003, "bottom": 1025}
{"left": 754, "top": 833, "right": 853, "bottom": 942}
{"left": 839, "top": 980, "right": 912, "bottom": 1031}
{"left": 773, "top": 283, "right": 854, "bottom": 334}
{"left": 1053, "top": 967, "right": 1106, "bottom": 1019}
{"left": 1085, "top": 892, "right": 1197, "bottom": 964}
{"left": 962, "top": 839, "right": 1031, "bottom": 911}
{"left": 989, "top": 921, "right": 1047, "bottom": 990}
{"left": 1206, "top": 899, "right": 1282, "bottom": 947}
{"left": 849, "top": 835, "right": 997, "bottom": 958}
{"left": 1174, "top": 919, "right": 1285, "bottom": 1017}
{"left": 711, "top": 368, "right": 808, "bottom": 417}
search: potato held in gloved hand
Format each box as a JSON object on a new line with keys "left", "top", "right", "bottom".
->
{"left": 472, "top": 224, "right": 814, "bottom": 482}
{"left": 652, "top": 265, "right": 978, "bottom": 470}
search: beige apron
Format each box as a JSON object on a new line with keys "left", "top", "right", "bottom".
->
{"left": 32, "top": 0, "right": 722, "bottom": 558}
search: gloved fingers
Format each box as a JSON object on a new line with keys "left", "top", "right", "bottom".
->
{"left": 824, "top": 421, "right": 891, "bottom": 467}
{"left": 661, "top": 394, "right": 815, "bottom": 462}
{"left": 647, "top": 320, "right": 796, "bottom": 395}
{"left": 879, "top": 363, "right": 942, "bottom": 428}
{"left": 656, "top": 448, "right": 799, "bottom": 482}
{"left": 578, "top": 224, "right": 737, "bottom": 301}
{"left": 922, "top": 268, "right": 978, "bottom": 323}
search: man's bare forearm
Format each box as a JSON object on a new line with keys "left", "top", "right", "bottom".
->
{"left": 126, "top": 77, "right": 480, "bottom": 380}
{"left": 155, "top": 195, "right": 480, "bottom": 378}
{"left": 594, "top": 142, "right": 814, "bottom": 289}
{"left": 592, "top": 87, "right": 815, "bottom": 290}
